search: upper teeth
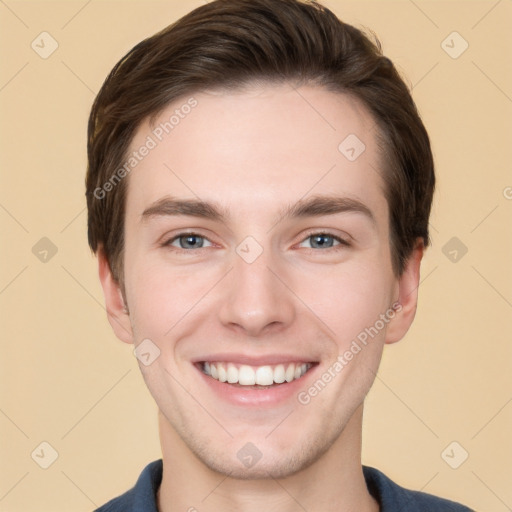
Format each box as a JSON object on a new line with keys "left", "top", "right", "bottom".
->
{"left": 203, "top": 362, "right": 312, "bottom": 386}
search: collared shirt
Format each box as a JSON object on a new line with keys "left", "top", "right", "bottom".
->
{"left": 94, "top": 459, "right": 474, "bottom": 511}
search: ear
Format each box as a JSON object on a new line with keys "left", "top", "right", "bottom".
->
{"left": 385, "top": 238, "right": 425, "bottom": 344}
{"left": 97, "top": 246, "right": 134, "bottom": 344}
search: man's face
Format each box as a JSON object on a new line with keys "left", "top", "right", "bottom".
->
{"left": 114, "top": 84, "right": 410, "bottom": 478}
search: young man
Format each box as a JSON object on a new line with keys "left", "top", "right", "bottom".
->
{"left": 86, "top": 0, "right": 473, "bottom": 510}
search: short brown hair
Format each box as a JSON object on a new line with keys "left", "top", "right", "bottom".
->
{"left": 86, "top": 0, "right": 435, "bottom": 290}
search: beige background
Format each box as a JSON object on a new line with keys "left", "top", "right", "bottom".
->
{"left": 1, "top": 0, "right": 511, "bottom": 510}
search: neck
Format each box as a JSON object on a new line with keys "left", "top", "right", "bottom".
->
{"left": 156, "top": 405, "right": 379, "bottom": 512}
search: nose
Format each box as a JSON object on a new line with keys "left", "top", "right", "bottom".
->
{"left": 217, "top": 244, "right": 296, "bottom": 338}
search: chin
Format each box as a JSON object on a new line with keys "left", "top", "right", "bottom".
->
{"left": 193, "top": 433, "right": 334, "bottom": 481}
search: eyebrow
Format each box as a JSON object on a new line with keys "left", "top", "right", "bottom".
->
{"left": 141, "top": 194, "right": 376, "bottom": 226}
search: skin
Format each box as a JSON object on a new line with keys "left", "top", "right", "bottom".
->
{"left": 98, "top": 83, "right": 424, "bottom": 512}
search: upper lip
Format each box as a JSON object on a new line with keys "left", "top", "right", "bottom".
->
{"left": 191, "top": 353, "right": 318, "bottom": 366}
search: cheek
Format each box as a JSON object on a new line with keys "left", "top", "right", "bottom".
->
{"left": 293, "top": 266, "right": 395, "bottom": 355}
{"left": 125, "top": 258, "right": 170, "bottom": 338}
{"left": 126, "top": 257, "right": 217, "bottom": 339}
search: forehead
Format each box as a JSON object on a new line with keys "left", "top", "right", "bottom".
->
{"left": 124, "top": 83, "right": 387, "bottom": 223}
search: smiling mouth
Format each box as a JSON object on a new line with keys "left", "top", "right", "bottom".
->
{"left": 199, "top": 361, "right": 316, "bottom": 387}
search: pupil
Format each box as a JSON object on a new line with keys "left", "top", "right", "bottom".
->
{"left": 183, "top": 235, "right": 201, "bottom": 248}
{"left": 313, "top": 234, "right": 331, "bottom": 248}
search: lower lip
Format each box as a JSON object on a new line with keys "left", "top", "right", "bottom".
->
{"left": 195, "top": 363, "right": 318, "bottom": 407}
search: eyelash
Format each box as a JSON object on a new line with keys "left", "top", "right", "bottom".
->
{"left": 161, "top": 231, "right": 350, "bottom": 254}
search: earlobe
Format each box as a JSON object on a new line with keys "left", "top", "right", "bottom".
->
{"left": 97, "top": 246, "right": 134, "bottom": 344}
{"left": 385, "top": 239, "right": 425, "bottom": 345}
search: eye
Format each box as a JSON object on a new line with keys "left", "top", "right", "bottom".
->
{"left": 298, "top": 232, "right": 350, "bottom": 250}
{"left": 161, "top": 231, "right": 350, "bottom": 253}
{"left": 163, "top": 232, "right": 213, "bottom": 251}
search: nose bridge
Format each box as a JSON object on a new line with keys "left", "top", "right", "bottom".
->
{"left": 218, "top": 237, "right": 295, "bottom": 335}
